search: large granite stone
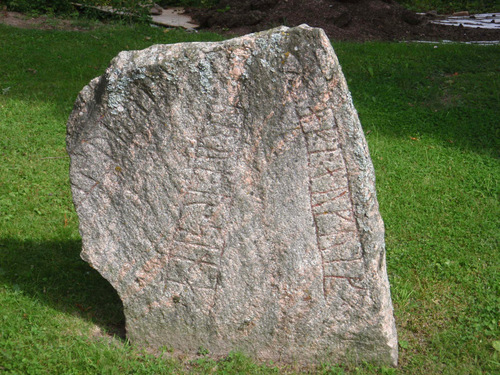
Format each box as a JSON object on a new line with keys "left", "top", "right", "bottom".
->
{"left": 67, "top": 24, "right": 397, "bottom": 366}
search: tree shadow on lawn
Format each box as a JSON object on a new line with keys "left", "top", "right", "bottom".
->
{"left": 0, "top": 237, "right": 126, "bottom": 339}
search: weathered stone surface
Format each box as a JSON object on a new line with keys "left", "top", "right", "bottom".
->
{"left": 67, "top": 24, "right": 397, "bottom": 366}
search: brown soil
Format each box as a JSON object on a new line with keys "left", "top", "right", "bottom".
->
{"left": 188, "top": 0, "right": 500, "bottom": 42}
{"left": 0, "top": 11, "right": 93, "bottom": 31}
{"left": 1, "top": 2, "right": 498, "bottom": 42}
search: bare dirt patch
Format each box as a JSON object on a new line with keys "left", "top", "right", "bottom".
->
{"left": 188, "top": 0, "right": 500, "bottom": 42}
{"left": 0, "top": 11, "right": 94, "bottom": 31}
{"left": 1, "top": 1, "right": 499, "bottom": 41}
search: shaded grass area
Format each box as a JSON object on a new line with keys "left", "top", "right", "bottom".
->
{"left": 332, "top": 41, "right": 499, "bottom": 373}
{"left": 0, "top": 23, "right": 499, "bottom": 373}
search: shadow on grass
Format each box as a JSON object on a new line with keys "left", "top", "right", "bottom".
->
{"left": 0, "top": 237, "right": 126, "bottom": 339}
{"left": 1, "top": 24, "right": 498, "bottom": 160}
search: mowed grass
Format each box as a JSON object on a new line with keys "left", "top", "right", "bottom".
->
{"left": 0, "top": 22, "right": 499, "bottom": 374}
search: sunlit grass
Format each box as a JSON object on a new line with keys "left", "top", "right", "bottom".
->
{"left": 0, "top": 22, "right": 499, "bottom": 374}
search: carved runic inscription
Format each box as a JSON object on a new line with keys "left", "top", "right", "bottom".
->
{"left": 163, "top": 123, "right": 237, "bottom": 300}
{"left": 118, "top": 121, "right": 238, "bottom": 306}
{"left": 67, "top": 25, "right": 397, "bottom": 366}
{"left": 302, "top": 126, "right": 364, "bottom": 295}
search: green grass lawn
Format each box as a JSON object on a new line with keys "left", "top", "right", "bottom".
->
{"left": 0, "top": 22, "right": 499, "bottom": 374}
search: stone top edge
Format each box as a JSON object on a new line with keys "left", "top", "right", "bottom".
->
{"left": 140, "top": 23, "right": 324, "bottom": 50}
{"left": 108, "top": 23, "right": 329, "bottom": 69}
